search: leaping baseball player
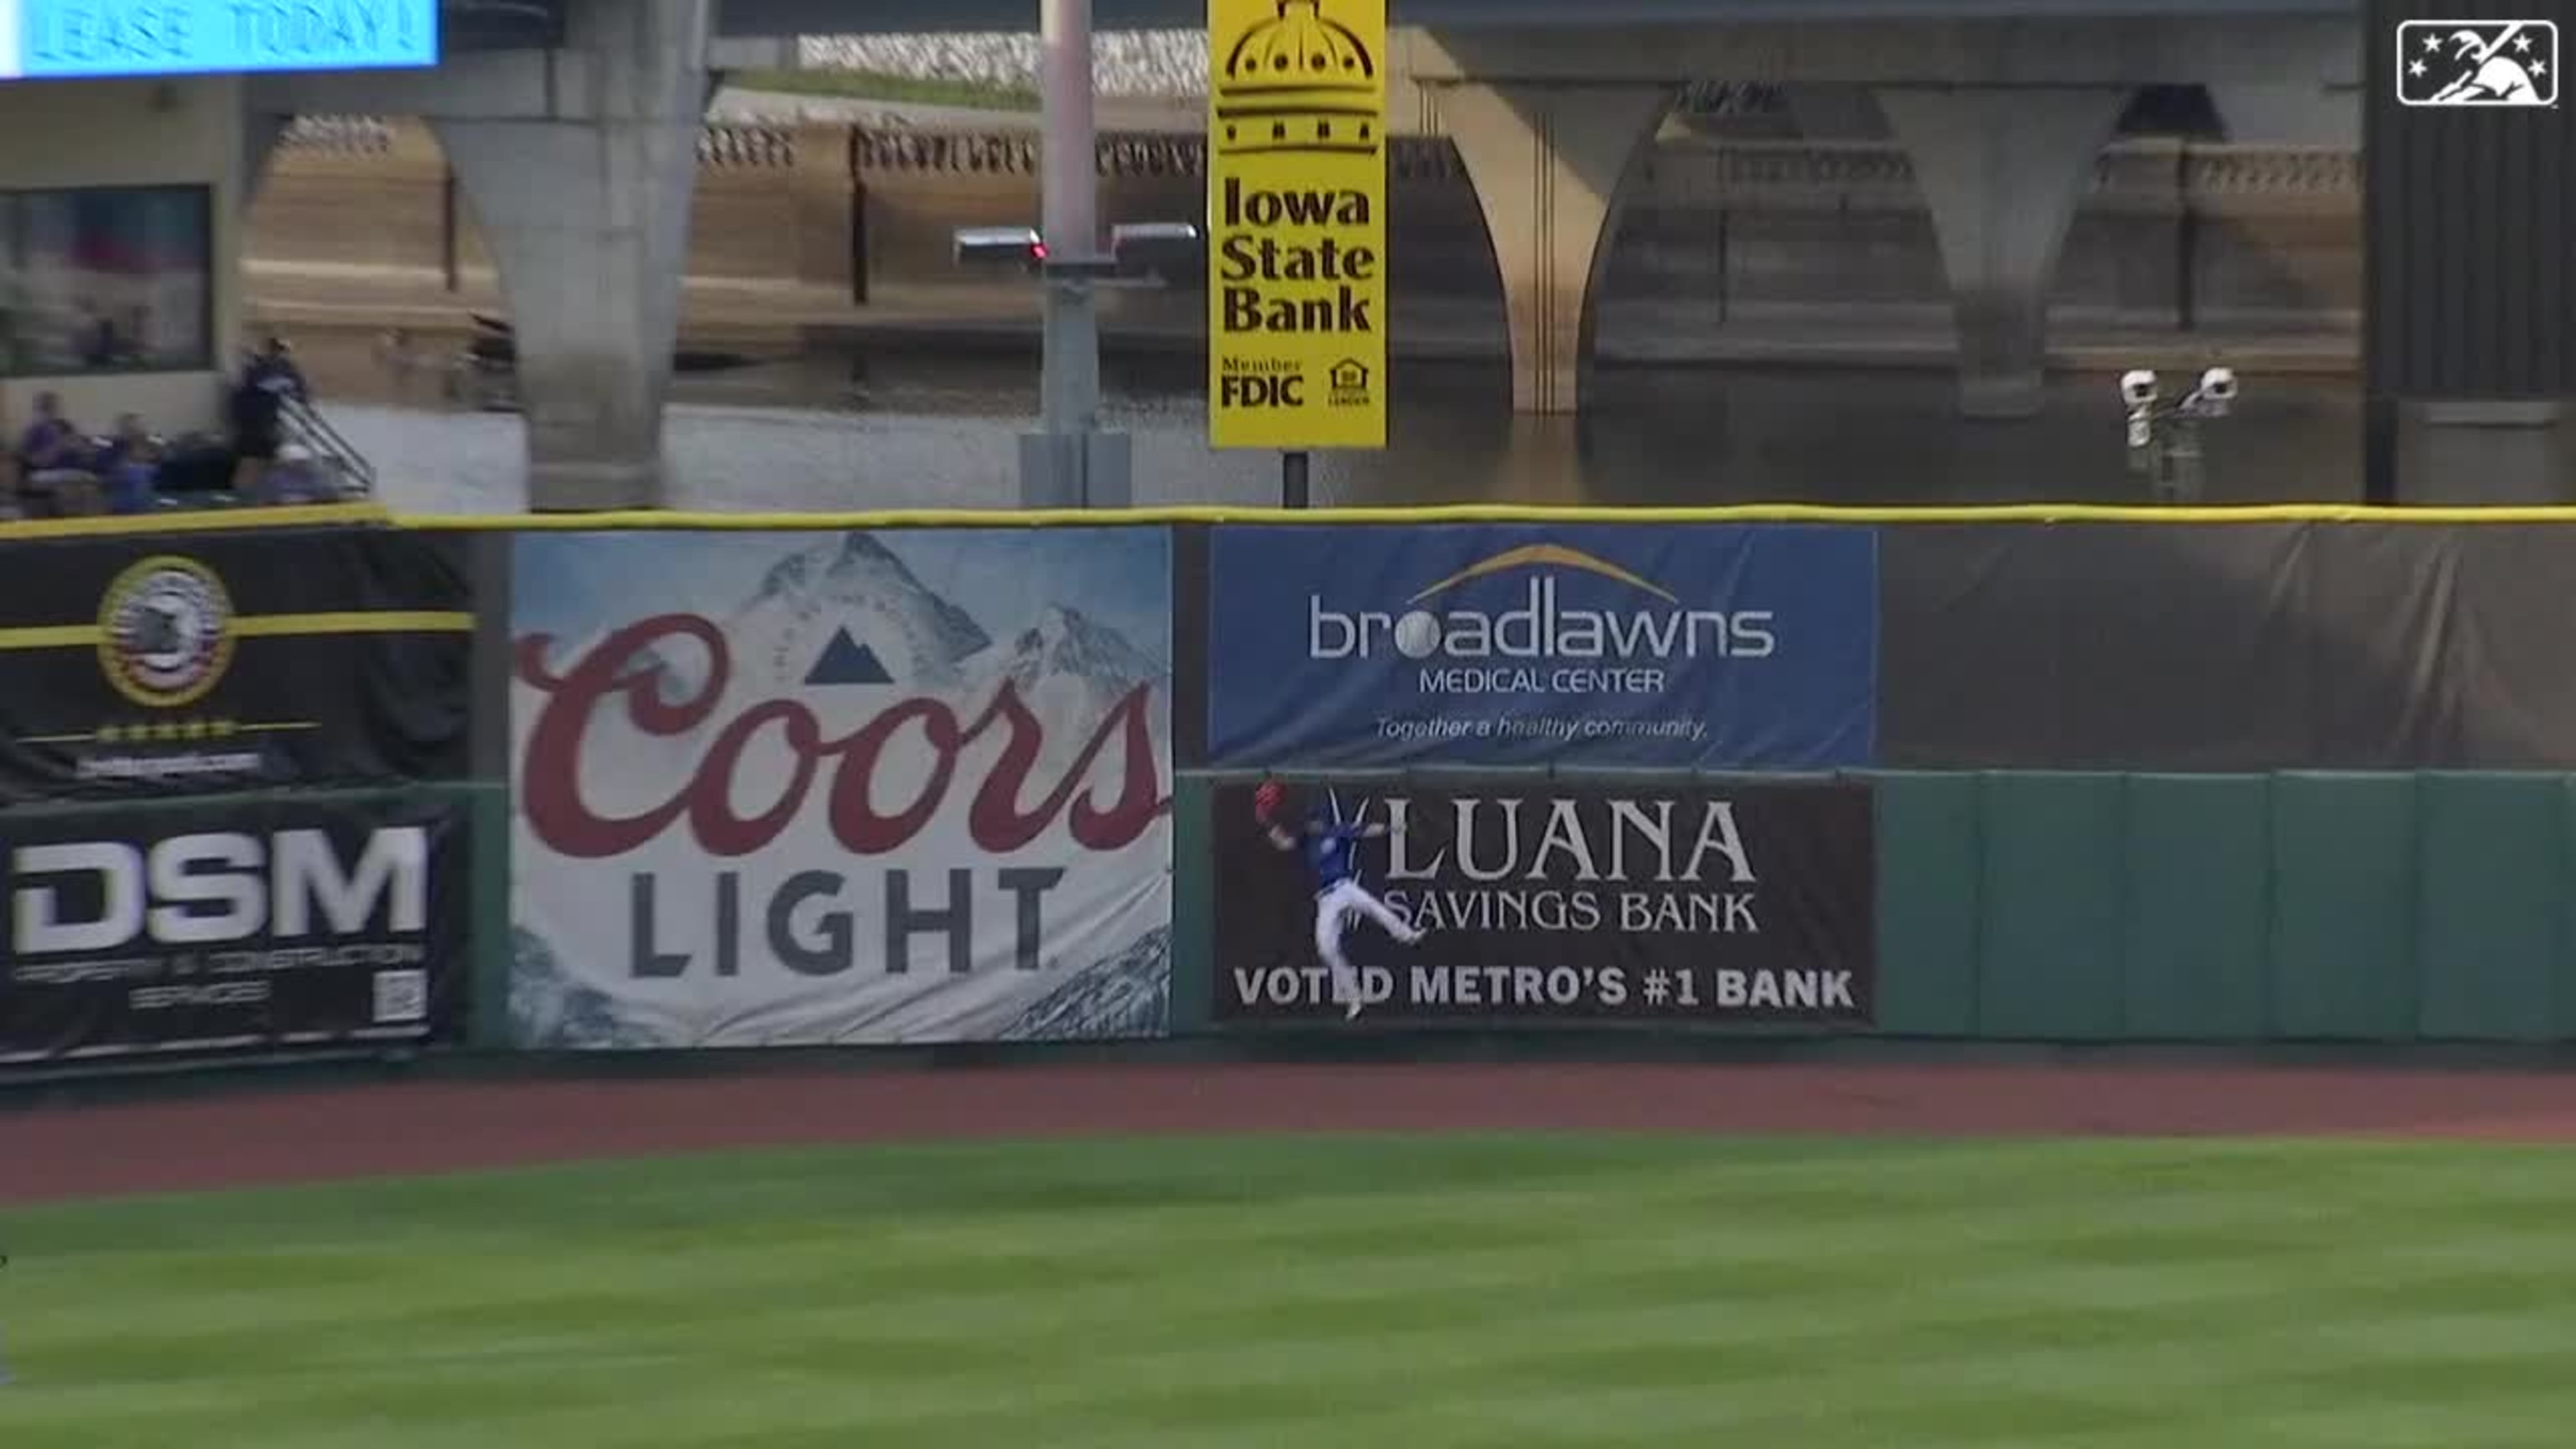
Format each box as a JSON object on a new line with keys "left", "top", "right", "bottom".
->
{"left": 1254, "top": 781, "right": 1426, "bottom": 1019}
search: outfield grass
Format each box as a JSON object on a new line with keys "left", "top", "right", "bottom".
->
{"left": 3, "top": 1133, "right": 2573, "bottom": 1446}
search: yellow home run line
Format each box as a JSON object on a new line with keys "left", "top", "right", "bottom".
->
{"left": 0, "top": 502, "right": 389, "bottom": 540}
{"left": 390, "top": 502, "right": 2576, "bottom": 529}
{"left": 0, "top": 611, "right": 475, "bottom": 652}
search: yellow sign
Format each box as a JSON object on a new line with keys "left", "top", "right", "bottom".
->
{"left": 1206, "top": 0, "right": 1389, "bottom": 451}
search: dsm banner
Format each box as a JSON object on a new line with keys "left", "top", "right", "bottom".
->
{"left": 0, "top": 789, "right": 470, "bottom": 1068}
{"left": 1210, "top": 776, "right": 1875, "bottom": 1029}
{"left": 509, "top": 527, "right": 1175, "bottom": 1048}
{"left": 0, "top": 525, "right": 472, "bottom": 800}
{"left": 1206, "top": 523, "right": 1875, "bottom": 768}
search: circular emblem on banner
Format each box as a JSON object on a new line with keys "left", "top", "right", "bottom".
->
{"left": 97, "top": 556, "right": 236, "bottom": 709}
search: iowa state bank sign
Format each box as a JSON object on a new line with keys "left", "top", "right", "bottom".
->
{"left": 1205, "top": 0, "right": 1389, "bottom": 451}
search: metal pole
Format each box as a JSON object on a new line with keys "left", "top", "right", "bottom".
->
{"left": 1020, "top": 0, "right": 1131, "bottom": 506}
{"left": 1039, "top": 0, "right": 1096, "bottom": 443}
{"left": 1281, "top": 450, "right": 1311, "bottom": 508}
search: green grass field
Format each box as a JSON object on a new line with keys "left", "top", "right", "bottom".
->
{"left": 3, "top": 1133, "right": 2572, "bottom": 1446}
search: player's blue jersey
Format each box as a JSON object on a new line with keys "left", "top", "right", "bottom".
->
{"left": 1306, "top": 824, "right": 1365, "bottom": 893}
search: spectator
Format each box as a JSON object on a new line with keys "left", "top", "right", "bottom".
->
{"left": 18, "top": 392, "right": 80, "bottom": 471}
{"left": 96, "top": 413, "right": 161, "bottom": 516}
{"left": 265, "top": 442, "right": 333, "bottom": 505}
{"left": 228, "top": 335, "right": 310, "bottom": 495}
{"left": 14, "top": 392, "right": 99, "bottom": 517}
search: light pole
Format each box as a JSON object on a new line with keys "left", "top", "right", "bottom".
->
{"left": 1021, "top": 0, "right": 1132, "bottom": 508}
{"left": 2121, "top": 366, "right": 2241, "bottom": 504}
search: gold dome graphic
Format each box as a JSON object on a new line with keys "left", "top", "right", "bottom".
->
{"left": 1215, "top": 0, "right": 1381, "bottom": 158}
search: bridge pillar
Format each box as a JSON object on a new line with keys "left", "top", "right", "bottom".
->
{"left": 244, "top": 112, "right": 291, "bottom": 208}
{"left": 1784, "top": 86, "right": 1888, "bottom": 141}
{"left": 1877, "top": 85, "right": 2129, "bottom": 418}
{"left": 1434, "top": 79, "right": 1677, "bottom": 414}
{"left": 2208, "top": 82, "right": 2358, "bottom": 146}
{"left": 430, "top": 0, "right": 709, "bottom": 512}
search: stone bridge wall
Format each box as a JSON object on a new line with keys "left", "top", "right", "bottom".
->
{"left": 249, "top": 116, "right": 2359, "bottom": 333}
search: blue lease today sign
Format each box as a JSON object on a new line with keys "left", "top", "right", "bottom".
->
{"left": 4, "top": 0, "right": 439, "bottom": 80}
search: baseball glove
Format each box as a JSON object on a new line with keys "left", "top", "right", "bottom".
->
{"left": 1253, "top": 781, "right": 1285, "bottom": 822}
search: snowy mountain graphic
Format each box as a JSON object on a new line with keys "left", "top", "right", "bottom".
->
{"left": 806, "top": 629, "right": 896, "bottom": 686}
{"left": 995, "top": 926, "right": 1173, "bottom": 1041}
{"left": 526, "top": 531, "right": 1169, "bottom": 721}
{"left": 734, "top": 533, "right": 993, "bottom": 689}
{"left": 715, "top": 532, "right": 1172, "bottom": 770}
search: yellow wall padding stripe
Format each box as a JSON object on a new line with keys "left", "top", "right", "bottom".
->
{"left": 390, "top": 502, "right": 2576, "bottom": 531}
{"left": 0, "top": 610, "right": 475, "bottom": 652}
{"left": 13, "top": 500, "right": 2570, "bottom": 542}
{"left": 0, "top": 503, "right": 391, "bottom": 541}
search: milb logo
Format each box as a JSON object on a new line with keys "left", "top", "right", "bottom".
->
{"left": 2396, "top": 20, "right": 2558, "bottom": 106}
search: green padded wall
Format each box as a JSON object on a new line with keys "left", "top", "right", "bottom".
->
{"left": 2415, "top": 773, "right": 2566, "bottom": 1042}
{"left": 1862, "top": 771, "right": 2576, "bottom": 1043}
{"left": 2120, "top": 774, "right": 2272, "bottom": 1041}
{"left": 1975, "top": 773, "right": 2126, "bottom": 1040}
{"left": 1168, "top": 774, "right": 1215, "bottom": 1034}
{"left": 1868, "top": 772, "right": 1982, "bottom": 1036}
{"left": 2269, "top": 773, "right": 2419, "bottom": 1040}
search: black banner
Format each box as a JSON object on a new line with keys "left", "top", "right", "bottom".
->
{"left": 0, "top": 526, "right": 471, "bottom": 800}
{"left": 0, "top": 790, "right": 471, "bottom": 1068}
{"left": 1211, "top": 777, "right": 1875, "bottom": 1028}
{"left": 1877, "top": 522, "right": 2576, "bottom": 770}
{"left": 2366, "top": 0, "right": 2576, "bottom": 399}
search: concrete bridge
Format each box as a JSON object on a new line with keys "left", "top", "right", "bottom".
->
{"left": 247, "top": 0, "right": 2365, "bottom": 507}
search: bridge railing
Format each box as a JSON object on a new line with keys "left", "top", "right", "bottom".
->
{"left": 272, "top": 114, "right": 2357, "bottom": 198}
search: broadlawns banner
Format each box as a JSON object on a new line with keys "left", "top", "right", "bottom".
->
{"left": 1204, "top": 522, "right": 1877, "bottom": 769}
{"left": 507, "top": 527, "right": 1174, "bottom": 1048}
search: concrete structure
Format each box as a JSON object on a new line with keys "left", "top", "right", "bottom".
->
{"left": 248, "top": 0, "right": 764, "bottom": 510}
{"left": 0, "top": 78, "right": 251, "bottom": 444}
{"left": 722, "top": 0, "right": 2355, "bottom": 32}
{"left": 248, "top": 121, "right": 2364, "bottom": 346}
{"left": 220, "top": 0, "right": 2394, "bottom": 505}
{"left": 1395, "top": 20, "right": 2360, "bottom": 419}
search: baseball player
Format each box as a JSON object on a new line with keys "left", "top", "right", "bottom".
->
{"left": 1254, "top": 781, "right": 1426, "bottom": 1019}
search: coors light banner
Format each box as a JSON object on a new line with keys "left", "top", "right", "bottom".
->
{"left": 1211, "top": 777, "right": 1875, "bottom": 1028}
{"left": 507, "top": 528, "right": 1174, "bottom": 1048}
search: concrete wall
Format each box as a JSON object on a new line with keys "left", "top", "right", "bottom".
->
{"left": 0, "top": 78, "right": 245, "bottom": 439}
{"left": 247, "top": 118, "right": 2360, "bottom": 338}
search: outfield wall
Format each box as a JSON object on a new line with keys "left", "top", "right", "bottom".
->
{"left": 8, "top": 502, "right": 2576, "bottom": 1079}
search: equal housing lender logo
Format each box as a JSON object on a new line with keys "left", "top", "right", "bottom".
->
{"left": 2397, "top": 19, "right": 2559, "bottom": 106}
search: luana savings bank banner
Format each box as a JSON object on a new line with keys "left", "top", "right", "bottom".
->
{"left": 507, "top": 528, "right": 1174, "bottom": 1048}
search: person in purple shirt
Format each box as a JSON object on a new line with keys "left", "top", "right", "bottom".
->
{"left": 95, "top": 414, "right": 160, "bottom": 516}
{"left": 14, "top": 392, "right": 95, "bottom": 517}
{"left": 18, "top": 392, "right": 80, "bottom": 471}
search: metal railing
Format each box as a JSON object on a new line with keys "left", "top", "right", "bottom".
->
{"left": 278, "top": 393, "right": 377, "bottom": 498}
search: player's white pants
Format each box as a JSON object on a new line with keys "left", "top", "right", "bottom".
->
{"left": 1315, "top": 880, "right": 1410, "bottom": 1004}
